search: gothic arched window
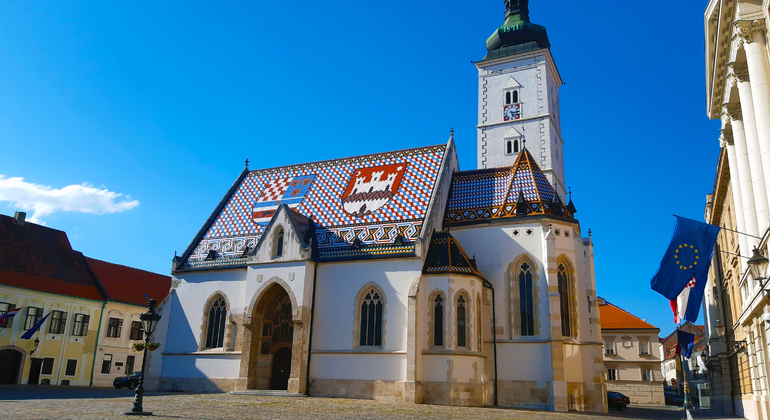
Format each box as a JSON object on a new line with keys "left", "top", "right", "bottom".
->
{"left": 558, "top": 264, "right": 573, "bottom": 338}
{"left": 205, "top": 296, "right": 227, "bottom": 349}
{"left": 457, "top": 295, "right": 467, "bottom": 347}
{"left": 476, "top": 294, "right": 483, "bottom": 351}
{"left": 274, "top": 228, "right": 284, "bottom": 258}
{"left": 519, "top": 262, "right": 535, "bottom": 336}
{"left": 359, "top": 289, "right": 383, "bottom": 346}
{"left": 433, "top": 294, "right": 444, "bottom": 347}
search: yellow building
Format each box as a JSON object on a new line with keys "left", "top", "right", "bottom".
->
{"left": 0, "top": 212, "right": 104, "bottom": 385}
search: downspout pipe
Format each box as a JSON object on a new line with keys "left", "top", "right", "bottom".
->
{"left": 304, "top": 258, "right": 319, "bottom": 395}
{"left": 483, "top": 279, "right": 498, "bottom": 406}
{"left": 89, "top": 300, "right": 107, "bottom": 386}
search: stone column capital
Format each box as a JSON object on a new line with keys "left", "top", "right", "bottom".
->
{"left": 723, "top": 104, "right": 743, "bottom": 121}
{"left": 735, "top": 19, "right": 767, "bottom": 44}
{"left": 720, "top": 129, "right": 734, "bottom": 147}
{"left": 729, "top": 62, "right": 750, "bottom": 83}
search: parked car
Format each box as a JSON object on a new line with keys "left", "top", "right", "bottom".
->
{"left": 113, "top": 372, "right": 141, "bottom": 389}
{"left": 664, "top": 390, "right": 684, "bottom": 406}
{"left": 607, "top": 391, "right": 630, "bottom": 410}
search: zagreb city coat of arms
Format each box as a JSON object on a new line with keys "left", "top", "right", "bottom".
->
{"left": 341, "top": 163, "right": 407, "bottom": 218}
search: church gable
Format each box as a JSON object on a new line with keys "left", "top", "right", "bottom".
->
{"left": 251, "top": 205, "right": 314, "bottom": 263}
{"left": 179, "top": 144, "right": 447, "bottom": 270}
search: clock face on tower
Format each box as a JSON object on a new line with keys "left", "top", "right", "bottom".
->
{"left": 504, "top": 104, "right": 521, "bottom": 121}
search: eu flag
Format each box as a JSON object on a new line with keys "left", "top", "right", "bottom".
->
{"left": 677, "top": 330, "right": 695, "bottom": 358}
{"left": 651, "top": 216, "right": 720, "bottom": 315}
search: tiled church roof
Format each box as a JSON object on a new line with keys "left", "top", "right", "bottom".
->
{"left": 422, "top": 231, "right": 486, "bottom": 280}
{"left": 180, "top": 144, "right": 447, "bottom": 270}
{"left": 445, "top": 147, "right": 573, "bottom": 226}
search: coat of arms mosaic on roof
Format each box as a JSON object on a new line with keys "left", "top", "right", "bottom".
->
{"left": 182, "top": 145, "right": 446, "bottom": 269}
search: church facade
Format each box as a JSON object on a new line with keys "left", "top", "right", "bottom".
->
{"left": 147, "top": 0, "right": 607, "bottom": 412}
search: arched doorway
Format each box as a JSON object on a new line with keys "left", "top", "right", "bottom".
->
{"left": 247, "top": 283, "right": 294, "bottom": 390}
{"left": 0, "top": 348, "right": 23, "bottom": 384}
{"left": 270, "top": 347, "right": 292, "bottom": 390}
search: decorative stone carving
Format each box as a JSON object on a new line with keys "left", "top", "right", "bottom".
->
{"left": 729, "top": 63, "right": 750, "bottom": 83}
{"left": 724, "top": 105, "right": 743, "bottom": 121}
{"left": 735, "top": 20, "right": 766, "bottom": 44}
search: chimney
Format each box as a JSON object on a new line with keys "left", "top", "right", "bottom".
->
{"left": 14, "top": 211, "right": 26, "bottom": 226}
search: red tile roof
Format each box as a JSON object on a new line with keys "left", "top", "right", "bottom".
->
{"left": 0, "top": 215, "right": 104, "bottom": 301}
{"left": 85, "top": 257, "right": 171, "bottom": 307}
{"left": 599, "top": 301, "right": 659, "bottom": 330}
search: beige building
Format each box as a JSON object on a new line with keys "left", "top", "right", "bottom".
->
{"left": 86, "top": 257, "right": 171, "bottom": 388}
{"left": 598, "top": 298, "right": 664, "bottom": 405}
{"left": 703, "top": 1, "right": 770, "bottom": 419}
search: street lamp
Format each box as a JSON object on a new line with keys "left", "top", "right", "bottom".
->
{"left": 747, "top": 247, "right": 768, "bottom": 282}
{"left": 125, "top": 298, "right": 162, "bottom": 416}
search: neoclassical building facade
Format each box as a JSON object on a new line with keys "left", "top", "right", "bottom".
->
{"left": 703, "top": 1, "right": 770, "bottom": 419}
{"left": 147, "top": 0, "right": 607, "bottom": 412}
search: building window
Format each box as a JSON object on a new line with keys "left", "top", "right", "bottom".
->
{"left": 607, "top": 368, "right": 618, "bottom": 381}
{"left": 557, "top": 264, "right": 572, "bottom": 338}
{"left": 41, "top": 358, "right": 54, "bottom": 375}
{"left": 642, "top": 368, "right": 652, "bottom": 382}
{"left": 519, "top": 262, "right": 535, "bottom": 336}
{"left": 0, "top": 302, "right": 16, "bottom": 328}
{"left": 125, "top": 355, "right": 135, "bottom": 374}
{"left": 359, "top": 288, "right": 383, "bottom": 347}
{"left": 274, "top": 227, "right": 284, "bottom": 259}
{"left": 130, "top": 321, "right": 144, "bottom": 341}
{"left": 101, "top": 354, "right": 112, "bottom": 374}
{"left": 106, "top": 318, "right": 123, "bottom": 338}
{"left": 205, "top": 296, "right": 228, "bottom": 349}
{"left": 476, "top": 295, "right": 483, "bottom": 351}
{"left": 433, "top": 294, "right": 444, "bottom": 347}
{"left": 505, "top": 89, "right": 519, "bottom": 105}
{"left": 72, "top": 313, "right": 90, "bottom": 337}
{"left": 639, "top": 340, "right": 650, "bottom": 355}
{"left": 24, "top": 306, "right": 43, "bottom": 330}
{"left": 507, "top": 141, "right": 512, "bottom": 155}
{"left": 48, "top": 310, "right": 67, "bottom": 334}
{"left": 65, "top": 359, "right": 77, "bottom": 376}
{"left": 457, "top": 295, "right": 467, "bottom": 348}
{"left": 605, "top": 339, "right": 615, "bottom": 355}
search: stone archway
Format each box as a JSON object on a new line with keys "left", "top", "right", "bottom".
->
{"left": 245, "top": 283, "right": 295, "bottom": 391}
{"left": 0, "top": 348, "right": 24, "bottom": 384}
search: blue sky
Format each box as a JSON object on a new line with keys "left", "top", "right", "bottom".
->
{"left": 0, "top": 1, "right": 720, "bottom": 334}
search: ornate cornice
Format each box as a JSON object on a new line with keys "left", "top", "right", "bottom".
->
{"left": 729, "top": 62, "right": 750, "bottom": 83}
{"left": 735, "top": 19, "right": 767, "bottom": 44}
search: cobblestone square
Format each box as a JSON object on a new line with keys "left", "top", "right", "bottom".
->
{"left": 0, "top": 387, "right": 684, "bottom": 420}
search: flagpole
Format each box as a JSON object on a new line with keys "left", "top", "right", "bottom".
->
{"left": 673, "top": 214, "right": 763, "bottom": 240}
{"left": 680, "top": 353, "right": 693, "bottom": 410}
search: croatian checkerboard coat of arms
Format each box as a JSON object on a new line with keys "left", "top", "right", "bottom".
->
{"left": 341, "top": 163, "right": 407, "bottom": 218}
{"left": 252, "top": 175, "right": 316, "bottom": 225}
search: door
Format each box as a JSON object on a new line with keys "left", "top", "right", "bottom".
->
{"left": 0, "top": 349, "right": 23, "bottom": 384}
{"left": 269, "top": 347, "right": 291, "bottom": 390}
{"left": 28, "top": 358, "right": 42, "bottom": 385}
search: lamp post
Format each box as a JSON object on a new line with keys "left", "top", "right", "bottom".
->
{"left": 747, "top": 247, "right": 769, "bottom": 292}
{"left": 125, "top": 298, "right": 161, "bottom": 416}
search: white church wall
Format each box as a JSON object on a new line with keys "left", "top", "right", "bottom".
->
{"left": 161, "top": 354, "right": 241, "bottom": 379}
{"left": 165, "top": 268, "right": 248, "bottom": 354}
{"left": 310, "top": 354, "right": 406, "bottom": 382}
{"left": 496, "top": 342, "right": 553, "bottom": 381}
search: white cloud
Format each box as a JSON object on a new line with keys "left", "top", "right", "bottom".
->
{"left": 0, "top": 175, "right": 140, "bottom": 223}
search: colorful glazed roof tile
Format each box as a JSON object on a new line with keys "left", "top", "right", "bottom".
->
{"left": 180, "top": 145, "right": 446, "bottom": 270}
{"left": 0, "top": 214, "right": 104, "bottom": 301}
{"left": 446, "top": 147, "right": 572, "bottom": 226}
{"left": 85, "top": 257, "right": 172, "bottom": 307}
{"left": 598, "top": 300, "right": 659, "bottom": 330}
{"left": 422, "top": 231, "right": 486, "bottom": 280}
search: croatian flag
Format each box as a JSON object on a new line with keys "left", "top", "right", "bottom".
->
{"left": 252, "top": 175, "right": 316, "bottom": 226}
{"left": 0, "top": 307, "right": 21, "bottom": 324}
{"left": 670, "top": 278, "right": 696, "bottom": 323}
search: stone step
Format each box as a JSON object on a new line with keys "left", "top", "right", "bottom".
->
{"left": 229, "top": 390, "right": 307, "bottom": 397}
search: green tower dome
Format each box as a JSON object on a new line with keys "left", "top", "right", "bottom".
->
{"left": 484, "top": 0, "right": 550, "bottom": 60}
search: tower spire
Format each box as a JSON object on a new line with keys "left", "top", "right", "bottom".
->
{"left": 485, "top": 0, "right": 550, "bottom": 56}
{"left": 505, "top": 0, "right": 530, "bottom": 23}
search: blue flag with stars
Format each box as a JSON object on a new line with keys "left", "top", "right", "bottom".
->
{"left": 651, "top": 216, "right": 720, "bottom": 304}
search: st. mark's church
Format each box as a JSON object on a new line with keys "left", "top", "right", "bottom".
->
{"left": 148, "top": 0, "right": 607, "bottom": 413}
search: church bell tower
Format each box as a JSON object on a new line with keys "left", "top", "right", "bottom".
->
{"left": 476, "top": 0, "right": 566, "bottom": 198}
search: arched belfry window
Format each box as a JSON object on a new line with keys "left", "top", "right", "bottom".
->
{"left": 359, "top": 289, "right": 383, "bottom": 346}
{"left": 205, "top": 296, "right": 227, "bottom": 349}
{"left": 558, "top": 263, "right": 573, "bottom": 338}
{"left": 433, "top": 295, "right": 444, "bottom": 347}
{"left": 274, "top": 227, "right": 284, "bottom": 259}
{"left": 507, "top": 141, "right": 512, "bottom": 155}
{"left": 519, "top": 262, "right": 535, "bottom": 336}
{"left": 505, "top": 91, "right": 511, "bottom": 105}
{"left": 513, "top": 139, "right": 519, "bottom": 153}
{"left": 512, "top": 90, "right": 519, "bottom": 103}
{"left": 457, "top": 295, "right": 467, "bottom": 347}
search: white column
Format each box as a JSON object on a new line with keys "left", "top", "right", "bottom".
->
{"left": 725, "top": 100, "right": 761, "bottom": 247}
{"left": 737, "top": 20, "right": 770, "bottom": 233}
{"left": 731, "top": 63, "right": 767, "bottom": 244}
{"left": 720, "top": 124, "right": 749, "bottom": 264}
